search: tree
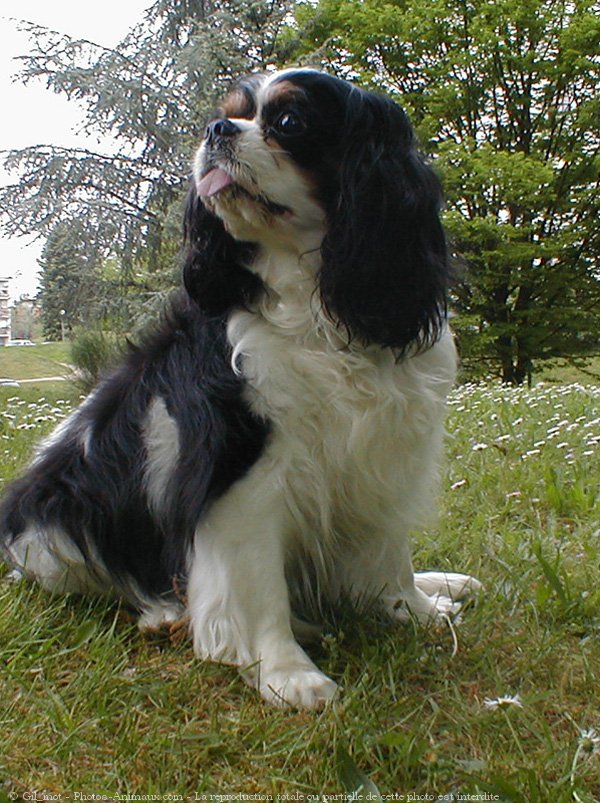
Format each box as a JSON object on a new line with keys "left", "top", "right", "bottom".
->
{"left": 37, "top": 221, "right": 106, "bottom": 339}
{"left": 1, "top": 0, "right": 294, "bottom": 326}
{"left": 293, "top": 0, "right": 600, "bottom": 382}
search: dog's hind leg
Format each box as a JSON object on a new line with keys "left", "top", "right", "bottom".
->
{"left": 3, "top": 524, "right": 111, "bottom": 597}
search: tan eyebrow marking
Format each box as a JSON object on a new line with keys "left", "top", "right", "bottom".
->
{"left": 219, "top": 87, "right": 257, "bottom": 120}
{"left": 262, "top": 80, "right": 306, "bottom": 108}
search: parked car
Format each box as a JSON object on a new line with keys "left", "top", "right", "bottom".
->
{"left": 7, "top": 339, "right": 35, "bottom": 346}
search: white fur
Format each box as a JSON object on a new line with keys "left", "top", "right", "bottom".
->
{"left": 6, "top": 524, "right": 109, "bottom": 596}
{"left": 184, "top": 77, "right": 482, "bottom": 708}
{"left": 188, "top": 451, "right": 339, "bottom": 708}
{"left": 142, "top": 395, "right": 180, "bottom": 516}
{"left": 6, "top": 521, "right": 182, "bottom": 629}
{"left": 187, "top": 246, "right": 475, "bottom": 708}
{"left": 137, "top": 598, "right": 185, "bottom": 632}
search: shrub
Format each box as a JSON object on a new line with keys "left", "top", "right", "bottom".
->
{"left": 70, "top": 330, "right": 120, "bottom": 392}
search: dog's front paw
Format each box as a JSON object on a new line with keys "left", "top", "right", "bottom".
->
{"left": 257, "top": 666, "right": 338, "bottom": 710}
{"left": 389, "top": 571, "right": 482, "bottom": 625}
{"left": 389, "top": 588, "right": 461, "bottom": 625}
{"left": 392, "top": 589, "right": 461, "bottom": 624}
{"left": 414, "top": 571, "right": 482, "bottom": 601}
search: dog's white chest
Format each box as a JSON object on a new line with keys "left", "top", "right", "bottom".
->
{"left": 230, "top": 307, "right": 395, "bottom": 441}
{"left": 228, "top": 304, "right": 456, "bottom": 537}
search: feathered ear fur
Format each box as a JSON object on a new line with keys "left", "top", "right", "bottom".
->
{"left": 319, "top": 90, "right": 450, "bottom": 353}
{"left": 182, "top": 186, "right": 262, "bottom": 316}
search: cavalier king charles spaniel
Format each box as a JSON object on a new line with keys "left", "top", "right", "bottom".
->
{"left": 0, "top": 69, "right": 480, "bottom": 709}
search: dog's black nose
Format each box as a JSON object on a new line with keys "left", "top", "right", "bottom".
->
{"left": 205, "top": 118, "right": 240, "bottom": 145}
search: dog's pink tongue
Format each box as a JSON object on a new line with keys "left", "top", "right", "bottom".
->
{"left": 197, "top": 168, "right": 235, "bottom": 197}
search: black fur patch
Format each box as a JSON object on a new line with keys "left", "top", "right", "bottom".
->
{"left": 0, "top": 293, "right": 269, "bottom": 602}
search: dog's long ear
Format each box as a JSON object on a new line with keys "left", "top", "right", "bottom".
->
{"left": 319, "top": 92, "right": 450, "bottom": 353}
{"left": 182, "top": 185, "right": 261, "bottom": 315}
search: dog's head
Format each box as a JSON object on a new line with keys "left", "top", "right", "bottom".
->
{"left": 184, "top": 69, "right": 450, "bottom": 352}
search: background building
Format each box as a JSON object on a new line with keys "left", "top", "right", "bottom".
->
{"left": 0, "top": 277, "right": 11, "bottom": 346}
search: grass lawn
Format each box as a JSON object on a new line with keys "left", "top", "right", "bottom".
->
{"left": 533, "top": 356, "right": 600, "bottom": 387}
{"left": 0, "top": 342, "right": 73, "bottom": 381}
{"left": 0, "top": 378, "right": 598, "bottom": 800}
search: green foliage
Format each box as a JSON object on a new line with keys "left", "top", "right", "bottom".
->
{"left": 38, "top": 221, "right": 108, "bottom": 340}
{"left": 293, "top": 0, "right": 600, "bottom": 383}
{"left": 0, "top": 1, "right": 595, "bottom": 389}
{"left": 0, "top": 0, "right": 294, "bottom": 331}
{"left": 336, "top": 745, "right": 382, "bottom": 799}
{"left": 70, "top": 329, "right": 121, "bottom": 391}
{"left": 2, "top": 0, "right": 598, "bottom": 383}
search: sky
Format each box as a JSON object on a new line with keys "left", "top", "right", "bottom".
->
{"left": 0, "top": 0, "right": 152, "bottom": 302}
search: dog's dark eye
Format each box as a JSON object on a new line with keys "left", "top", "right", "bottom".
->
{"left": 273, "top": 112, "right": 304, "bottom": 136}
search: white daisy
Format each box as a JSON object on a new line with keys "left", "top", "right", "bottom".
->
{"left": 483, "top": 694, "right": 523, "bottom": 710}
{"left": 577, "top": 727, "right": 600, "bottom": 756}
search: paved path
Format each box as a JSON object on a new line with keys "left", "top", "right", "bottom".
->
{"left": 1, "top": 375, "right": 71, "bottom": 384}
